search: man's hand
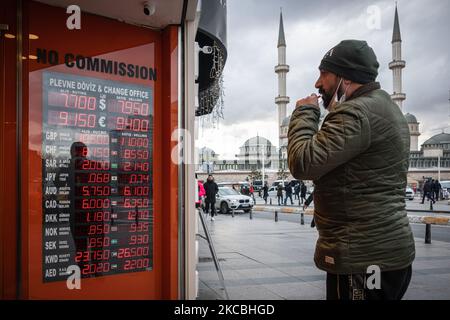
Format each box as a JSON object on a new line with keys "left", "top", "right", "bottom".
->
{"left": 296, "top": 94, "right": 319, "bottom": 109}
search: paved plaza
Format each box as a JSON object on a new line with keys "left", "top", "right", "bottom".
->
{"left": 197, "top": 211, "right": 450, "bottom": 300}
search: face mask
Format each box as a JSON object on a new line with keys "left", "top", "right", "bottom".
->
{"left": 320, "top": 77, "right": 343, "bottom": 110}
{"left": 339, "top": 81, "right": 351, "bottom": 104}
{"left": 329, "top": 78, "right": 352, "bottom": 109}
{"left": 332, "top": 78, "right": 344, "bottom": 106}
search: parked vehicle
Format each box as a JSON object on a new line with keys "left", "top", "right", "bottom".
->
{"left": 268, "top": 186, "right": 279, "bottom": 198}
{"left": 440, "top": 181, "right": 450, "bottom": 199}
{"left": 405, "top": 187, "right": 415, "bottom": 200}
{"left": 217, "top": 181, "right": 246, "bottom": 192}
{"left": 215, "top": 186, "right": 254, "bottom": 214}
{"left": 271, "top": 180, "right": 288, "bottom": 187}
{"left": 253, "top": 180, "right": 263, "bottom": 191}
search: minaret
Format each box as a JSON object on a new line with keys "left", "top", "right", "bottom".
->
{"left": 389, "top": 4, "right": 420, "bottom": 151}
{"left": 389, "top": 4, "right": 406, "bottom": 110}
{"left": 275, "top": 9, "right": 289, "bottom": 149}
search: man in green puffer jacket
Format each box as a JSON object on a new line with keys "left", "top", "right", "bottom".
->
{"left": 288, "top": 40, "right": 415, "bottom": 300}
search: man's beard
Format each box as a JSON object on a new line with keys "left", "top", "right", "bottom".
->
{"left": 319, "top": 81, "right": 342, "bottom": 109}
{"left": 319, "top": 89, "right": 333, "bottom": 109}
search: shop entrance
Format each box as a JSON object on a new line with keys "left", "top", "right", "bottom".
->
{"left": 1, "top": 0, "right": 181, "bottom": 299}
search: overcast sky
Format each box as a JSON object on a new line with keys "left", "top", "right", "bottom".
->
{"left": 197, "top": 0, "right": 450, "bottom": 159}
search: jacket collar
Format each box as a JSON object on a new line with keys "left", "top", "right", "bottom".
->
{"left": 347, "top": 82, "right": 381, "bottom": 101}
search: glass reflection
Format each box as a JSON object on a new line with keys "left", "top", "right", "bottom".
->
{"left": 40, "top": 71, "right": 154, "bottom": 281}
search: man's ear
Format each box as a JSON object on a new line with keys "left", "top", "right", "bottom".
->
{"left": 343, "top": 78, "right": 352, "bottom": 86}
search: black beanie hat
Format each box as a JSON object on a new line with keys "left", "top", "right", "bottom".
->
{"left": 319, "top": 40, "right": 379, "bottom": 84}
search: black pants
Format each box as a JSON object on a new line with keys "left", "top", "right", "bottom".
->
{"left": 326, "top": 265, "right": 412, "bottom": 300}
{"left": 204, "top": 199, "right": 216, "bottom": 217}
{"left": 421, "top": 192, "right": 434, "bottom": 204}
{"left": 284, "top": 194, "right": 293, "bottom": 205}
{"left": 300, "top": 196, "right": 306, "bottom": 204}
{"left": 277, "top": 195, "right": 283, "bottom": 205}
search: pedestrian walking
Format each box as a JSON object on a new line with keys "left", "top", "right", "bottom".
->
{"left": 294, "top": 182, "right": 300, "bottom": 200}
{"left": 434, "top": 179, "right": 442, "bottom": 201}
{"left": 303, "top": 192, "right": 315, "bottom": 227}
{"left": 300, "top": 182, "right": 307, "bottom": 205}
{"left": 196, "top": 176, "right": 205, "bottom": 210}
{"left": 249, "top": 183, "right": 255, "bottom": 202}
{"left": 421, "top": 179, "right": 435, "bottom": 204}
{"left": 276, "top": 183, "right": 283, "bottom": 206}
{"left": 284, "top": 181, "right": 294, "bottom": 205}
{"left": 263, "top": 182, "right": 269, "bottom": 204}
{"left": 203, "top": 175, "right": 219, "bottom": 221}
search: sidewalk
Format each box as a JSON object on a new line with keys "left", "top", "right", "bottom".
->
{"left": 251, "top": 196, "right": 450, "bottom": 226}
{"left": 197, "top": 213, "right": 450, "bottom": 300}
{"left": 254, "top": 195, "right": 450, "bottom": 213}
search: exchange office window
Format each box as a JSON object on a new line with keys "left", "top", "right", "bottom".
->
{"left": 41, "top": 72, "right": 153, "bottom": 281}
{"left": 26, "top": 2, "right": 158, "bottom": 289}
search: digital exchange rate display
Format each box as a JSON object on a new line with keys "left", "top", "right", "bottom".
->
{"left": 42, "top": 71, "right": 153, "bottom": 282}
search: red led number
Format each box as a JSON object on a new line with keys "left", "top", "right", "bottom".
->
{"left": 81, "top": 186, "right": 111, "bottom": 196}
{"left": 130, "top": 222, "right": 149, "bottom": 232}
{"left": 54, "top": 111, "right": 96, "bottom": 128}
{"left": 117, "top": 100, "right": 149, "bottom": 116}
{"left": 129, "top": 234, "right": 149, "bottom": 245}
{"left": 48, "top": 92, "right": 96, "bottom": 110}
{"left": 124, "top": 258, "right": 150, "bottom": 271}
{"left": 123, "top": 162, "right": 149, "bottom": 172}
{"left": 75, "top": 250, "right": 110, "bottom": 262}
{"left": 122, "top": 149, "right": 149, "bottom": 160}
{"left": 115, "top": 117, "right": 149, "bottom": 132}
{"left": 127, "top": 210, "right": 150, "bottom": 220}
{"left": 88, "top": 224, "right": 110, "bottom": 235}
{"left": 123, "top": 186, "right": 150, "bottom": 196}
{"left": 82, "top": 262, "right": 110, "bottom": 275}
{"left": 119, "top": 137, "right": 149, "bottom": 147}
{"left": 88, "top": 173, "right": 110, "bottom": 183}
{"left": 80, "top": 160, "right": 110, "bottom": 171}
{"left": 81, "top": 198, "right": 110, "bottom": 209}
{"left": 123, "top": 198, "right": 149, "bottom": 208}
{"left": 76, "top": 133, "right": 109, "bottom": 145}
{"left": 85, "top": 211, "right": 110, "bottom": 222}
{"left": 87, "top": 237, "right": 110, "bottom": 248}
{"left": 117, "top": 246, "right": 149, "bottom": 259}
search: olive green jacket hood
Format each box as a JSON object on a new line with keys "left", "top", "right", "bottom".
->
{"left": 287, "top": 82, "right": 415, "bottom": 274}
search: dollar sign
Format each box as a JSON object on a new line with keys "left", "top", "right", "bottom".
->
{"left": 99, "top": 99, "right": 106, "bottom": 110}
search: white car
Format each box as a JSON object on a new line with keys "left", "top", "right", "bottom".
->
{"left": 440, "top": 181, "right": 450, "bottom": 199}
{"left": 405, "top": 187, "right": 415, "bottom": 200}
{"left": 268, "top": 185, "right": 285, "bottom": 198}
{"left": 215, "top": 187, "right": 254, "bottom": 214}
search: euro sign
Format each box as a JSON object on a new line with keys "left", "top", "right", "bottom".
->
{"left": 98, "top": 116, "right": 106, "bottom": 127}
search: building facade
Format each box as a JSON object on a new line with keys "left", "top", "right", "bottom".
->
{"left": 197, "top": 136, "right": 279, "bottom": 172}
{"left": 408, "top": 133, "right": 450, "bottom": 182}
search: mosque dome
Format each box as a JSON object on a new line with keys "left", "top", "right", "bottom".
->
{"left": 423, "top": 133, "right": 450, "bottom": 146}
{"left": 242, "top": 136, "right": 273, "bottom": 147}
{"left": 404, "top": 113, "right": 418, "bottom": 124}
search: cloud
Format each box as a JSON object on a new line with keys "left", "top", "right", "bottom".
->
{"left": 197, "top": 0, "right": 450, "bottom": 158}
{"left": 197, "top": 117, "right": 279, "bottom": 159}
